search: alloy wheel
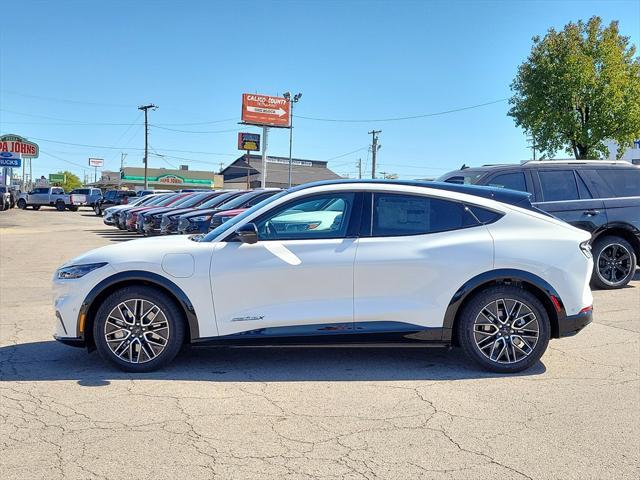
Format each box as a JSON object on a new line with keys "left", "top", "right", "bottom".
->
{"left": 597, "top": 243, "right": 632, "bottom": 286}
{"left": 473, "top": 298, "right": 540, "bottom": 364}
{"left": 104, "top": 299, "right": 170, "bottom": 364}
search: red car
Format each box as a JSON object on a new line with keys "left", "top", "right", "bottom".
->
{"left": 124, "top": 193, "right": 189, "bottom": 231}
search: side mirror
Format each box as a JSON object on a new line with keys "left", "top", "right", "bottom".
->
{"left": 235, "top": 223, "right": 259, "bottom": 244}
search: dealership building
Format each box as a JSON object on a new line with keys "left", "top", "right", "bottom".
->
{"left": 221, "top": 154, "right": 341, "bottom": 189}
{"left": 92, "top": 166, "right": 223, "bottom": 191}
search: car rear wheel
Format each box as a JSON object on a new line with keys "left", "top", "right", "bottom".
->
{"left": 94, "top": 204, "right": 102, "bottom": 216}
{"left": 591, "top": 235, "right": 636, "bottom": 289}
{"left": 17, "top": 199, "right": 27, "bottom": 209}
{"left": 94, "top": 286, "right": 186, "bottom": 372}
{"left": 55, "top": 201, "right": 66, "bottom": 211}
{"left": 457, "top": 285, "right": 550, "bottom": 373}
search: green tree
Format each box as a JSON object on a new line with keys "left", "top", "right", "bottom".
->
{"left": 53, "top": 170, "right": 82, "bottom": 191}
{"left": 509, "top": 16, "right": 640, "bottom": 159}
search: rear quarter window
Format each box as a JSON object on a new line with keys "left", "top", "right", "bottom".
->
{"left": 594, "top": 169, "right": 640, "bottom": 198}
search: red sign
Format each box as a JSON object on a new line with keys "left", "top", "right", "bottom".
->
{"left": 0, "top": 134, "right": 39, "bottom": 158}
{"left": 241, "top": 94, "right": 290, "bottom": 127}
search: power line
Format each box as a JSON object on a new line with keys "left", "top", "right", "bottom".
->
{"left": 294, "top": 98, "right": 508, "bottom": 123}
{"left": 150, "top": 124, "right": 251, "bottom": 134}
{"left": 26, "top": 136, "right": 236, "bottom": 156}
{"left": 326, "top": 147, "right": 368, "bottom": 161}
{"left": 1, "top": 90, "right": 135, "bottom": 108}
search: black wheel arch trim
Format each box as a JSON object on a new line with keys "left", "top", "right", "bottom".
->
{"left": 591, "top": 222, "right": 640, "bottom": 256}
{"left": 442, "top": 269, "right": 567, "bottom": 342}
{"left": 77, "top": 270, "right": 199, "bottom": 349}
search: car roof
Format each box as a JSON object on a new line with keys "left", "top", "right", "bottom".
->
{"left": 291, "top": 179, "right": 534, "bottom": 208}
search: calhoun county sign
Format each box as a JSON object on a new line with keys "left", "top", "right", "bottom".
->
{"left": 0, "top": 134, "right": 39, "bottom": 158}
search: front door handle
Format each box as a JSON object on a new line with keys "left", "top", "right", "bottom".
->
{"left": 583, "top": 209, "right": 600, "bottom": 216}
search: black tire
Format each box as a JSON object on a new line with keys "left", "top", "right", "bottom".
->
{"left": 93, "top": 286, "right": 186, "bottom": 372}
{"left": 94, "top": 204, "right": 102, "bottom": 216}
{"left": 457, "top": 285, "right": 550, "bottom": 373}
{"left": 591, "top": 235, "right": 637, "bottom": 289}
{"left": 32, "top": 205, "right": 40, "bottom": 210}
{"left": 55, "top": 201, "right": 66, "bottom": 211}
{"left": 17, "top": 199, "right": 27, "bottom": 209}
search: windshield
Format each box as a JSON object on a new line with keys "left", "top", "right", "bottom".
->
{"left": 202, "top": 190, "right": 290, "bottom": 242}
{"left": 145, "top": 194, "right": 175, "bottom": 206}
{"left": 197, "top": 191, "right": 243, "bottom": 209}
{"left": 176, "top": 192, "right": 210, "bottom": 208}
{"left": 215, "top": 190, "right": 278, "bottom": 210}
{"left": 436, "top": 171, "right": 486, "bottom": 184}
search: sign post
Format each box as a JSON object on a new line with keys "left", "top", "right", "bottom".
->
{"left": 240, "top": 94, "right": 290, "bottom": 187}
{"left": 88, "top": 158, "right": 104, "bottom": 183}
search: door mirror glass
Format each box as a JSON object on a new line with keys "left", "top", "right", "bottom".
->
{"left": 235, "top": 223, "right": 259, "bottom": 244}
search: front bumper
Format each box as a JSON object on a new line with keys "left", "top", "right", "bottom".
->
{"left": 54, "top": 335, "right": 85, "bottom": 348}
{"left": 558, "top": 308, "right": 593, "bottom": 337}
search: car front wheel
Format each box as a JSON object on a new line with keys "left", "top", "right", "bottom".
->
{"left": 93, "top": 286, "right": 186, "bottom": 372}
{"left": 591, "top": 235, "right": 636, "bottom": 289}
{"left": 94, "top": 204, "right": 102, "bottom": 216}
{"left": 457, "top": 285, "right": 550, "bottom": 373}
{"left": 17, "top": 199, "right": 27, "bottom": 209}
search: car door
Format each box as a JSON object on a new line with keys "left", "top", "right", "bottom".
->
{"left": 533, "top": 169, "right": 605, "bottom": 234}
{"left": 210, "top": 191, "right": 360, "bottom": 337}
{"left": 353, "top": 192, "right": 494, "bottom": 334}
{"left": 30, "top": 187, "right": 49, "bottom": 205}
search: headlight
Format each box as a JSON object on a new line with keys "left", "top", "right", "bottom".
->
{"left": 57, "top": 262, "right": 108, "bottom": 280}
{"left": 191, "top": 215, "right": 212, "bottom": 222}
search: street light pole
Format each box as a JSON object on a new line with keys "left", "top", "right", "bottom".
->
{"left": 283, "top": 92, "right": 302, "bottom": 188}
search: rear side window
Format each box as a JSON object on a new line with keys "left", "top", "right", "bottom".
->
{"left": 371, "top": 194, "right": 477, "bottom": 236}
{"left": 466, "top": 205, "right": 504, "bottom": 224}
{"left": 486, "top": 172, "right": 527, "bottom": 193}
{"left": 594, "top": 169, "right": 640, "bottom": 198}
{"left": 538, "top": 170, "right": 579, "bottom": 201}
{"left": 51, "top": 188, "right": 64, "bottom": 195}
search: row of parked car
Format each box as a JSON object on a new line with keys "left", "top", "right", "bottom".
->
{"left": 100, "top": 188, "right": 282, "bottom": 236}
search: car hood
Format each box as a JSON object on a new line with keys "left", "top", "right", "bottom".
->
{"left": 163, "top": 207, "right": 198, "bottom": 218}
{"left": 142, "top": 206, "right": 177, "bottom": 217}
{"left": 180, "top": 208, "right": 219, "bottom": 219}
{"left": 59, "top": 235, "right": 208, "bottom": 269}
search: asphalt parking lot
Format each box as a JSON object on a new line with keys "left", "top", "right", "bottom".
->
{"left": 1, "top": 208, "right": 638, "bottom": 480}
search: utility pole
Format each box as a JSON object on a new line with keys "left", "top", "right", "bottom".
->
{"left": 138, "top": 104, "right": 158, "bottom": 189}
{"left": 119, "top": 153, "right": 127, "bottom": 187}
{"left": 261, "top": 126, "right": 269, "bottom": 187}
{"left": 283, "top": 92, "right": 302, "bottom": 188}
{"left": 368, "top": 130, "right": 381, "bottom": 179}
{"left": 357, "top": 158, "right": 362, "bottom": 179}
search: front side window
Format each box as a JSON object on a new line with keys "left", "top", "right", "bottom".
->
{"left": 487, "top": 172, "right": 527, "bottom": 192}
{"left": 256, "top": 193, "right": 355, "bottom": 240}
{"left": 51, "top": 188, "right": 64, "bottom": 195}
{"left": 538, "top": 170, "right": 579, "bottom": 202}
{"left": 371, "top": 193, "right": 476, "bottom": 236}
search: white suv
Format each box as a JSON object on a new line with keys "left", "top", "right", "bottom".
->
{"left": 53, "top": 180, "right": 594, "bottom": 373}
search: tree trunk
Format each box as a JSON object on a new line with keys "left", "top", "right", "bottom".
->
{"left": 576, "top": 144, "right": 590, "bottom": 159}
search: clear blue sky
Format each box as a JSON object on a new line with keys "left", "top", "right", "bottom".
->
{"left": 1, "top": 0, "right": 638, "bottom": 181}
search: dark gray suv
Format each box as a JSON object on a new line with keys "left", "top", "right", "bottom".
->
{"left": 439, "top": 160, "right": 640, "bottom": 289}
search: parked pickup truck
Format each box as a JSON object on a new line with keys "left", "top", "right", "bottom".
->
{"left": 70, "top": 187, "right": 102, "bottom": 209}
{"left": 17, "top": 187, "right": 87, "bottom": 211}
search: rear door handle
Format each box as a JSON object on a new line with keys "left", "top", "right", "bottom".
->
{"left": 583, "top": 209, "right": 600, "bottom": 216}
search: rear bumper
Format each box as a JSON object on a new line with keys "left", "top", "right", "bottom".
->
{"left": 558, "top": 309, "right": 593, "bottom": 337}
